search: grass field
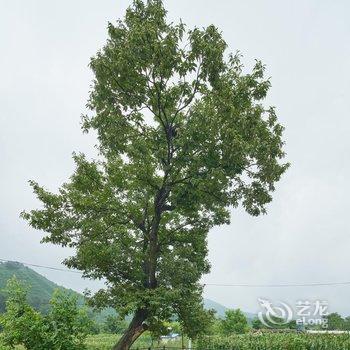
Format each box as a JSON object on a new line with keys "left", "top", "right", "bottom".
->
{"left": 6, "top": 332, "right": 350, "bottom": 349}
{"left": 85, "top": 333, "right": 186, "bottom": 349}
{"left": 6, "top": 333, "right": 185, "bottom": 350}
{"left": 86, "top": 334, "right": 150, "bottom": 349}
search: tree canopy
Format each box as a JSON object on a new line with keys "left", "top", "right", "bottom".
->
{"left": 22, "top": 0, "right": 288, "bottom": 348}
{"left": 220, "top": 309, "right": 249, "bottom": 335}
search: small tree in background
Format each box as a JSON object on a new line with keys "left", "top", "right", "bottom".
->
{"left": 252, "top": 317, "right": 263, "bottom": 330}
{"left": 220, "top": 309, "right": 249, "bottom": 335}
{"left": 22, "top": 0, "right": 288, "bottom": 348}
{"left": 104, "top": 315, "right": 129, "bottom": 334}
{"left": 0, "top": 277, "right": 47, "bottom": 350}
{"left": 0, "top": 277, "right": 90, "bottom": 350}
{"left": 325, "top": 313, "right": 345, "bottom": 330}
{"left": 46, "top": 290, "right": 92, "bottom": 349}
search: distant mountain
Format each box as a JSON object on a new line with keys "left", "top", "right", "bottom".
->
{"left": 0, "top": 261, "right": 77, "bottom": 313}
{"left": 0, "top": 261, "right": 255, "bottom": 322}
{"left": 0, "top": 261, "right": 113, "bottom": 321}
{"left": 204, "top": 298, "right": 255, "bottom": 321}
{"left": 204, "top": 298, "right": 228, "bottom": 317}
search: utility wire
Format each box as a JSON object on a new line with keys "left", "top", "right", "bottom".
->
{"left": 0, "top": 258, "right": 83, "bottom": 274}
{"left": 1, "top": 257, "right": 350, "bottom": 288}
{"left": 204, "top": 281, "right": 350, "bottom": 288}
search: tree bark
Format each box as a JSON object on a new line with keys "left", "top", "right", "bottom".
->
{"left": 112, "top": 309, "right": 148, "bottom": 350}
{"left": 113, "top": 188, "right": 169, "bottom": 349}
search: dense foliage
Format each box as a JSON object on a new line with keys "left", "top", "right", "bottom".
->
{"left": 22, "top": 0, "right": 288, "bottom": 348}
{"left": 324, "top": 313, "right": 350, "bottom": 331}
{"left": 103, "top": 316, "right": 129, "bottom": 334}
{"left": 220, "top": 309, "right": 249, "bottom": 335}
{"left": 0, "top": 277, "right": 91, "bottom": 350}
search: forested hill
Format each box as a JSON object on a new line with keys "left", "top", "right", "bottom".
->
{"left": 0, "top": 261, "right": 252, "bottom": 320}
{"left": 0, "top": 261, "right": 81, "bottom": 313}
{"left": 203, "top": 297, "right": 255, "bottom": 320}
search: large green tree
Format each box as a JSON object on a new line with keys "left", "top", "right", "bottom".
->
{"left": 22, "top": 1, "right": 288, "bottom": 349}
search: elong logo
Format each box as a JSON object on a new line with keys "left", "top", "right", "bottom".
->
{"left": 257, "top": 298, "right": 329, "bottom": 328}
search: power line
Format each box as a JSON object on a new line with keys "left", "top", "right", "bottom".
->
{"left": 1, "top": 257, "right": 350, "bottom": 288}
{"left": 204, "top": 281, "right": 350, "bottom": 288}
{"left": 0, "top": 258, "right": 83, "bottom": 274}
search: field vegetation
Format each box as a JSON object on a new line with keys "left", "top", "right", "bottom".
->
{"left": 198, "top": 333, "right": 350, "bottom": 350}
{"left": 8, "top": 333, "right": 350, "bottom": 350}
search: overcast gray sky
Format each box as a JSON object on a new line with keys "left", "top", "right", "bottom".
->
{"left": 1, "top": 0, "right": 350, "bottom": 316}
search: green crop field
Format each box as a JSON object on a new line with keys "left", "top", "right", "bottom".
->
{"left": 7, "top": 333, "right": 350, "bottom": 350}
{"left": 85, "top": 334, "right": 187, "bottom": 350}
{"left": 6, "top": 333, "right": 185, "bottom": 350}
{"left": 85, "top": 334, "right": 161, "bottom": 350}
{"left": 197, "top": 333, "right": 350, "bottom": 350}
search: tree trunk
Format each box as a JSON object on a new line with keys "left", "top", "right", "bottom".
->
{"left": 112, "top": 309, "right": 148, "bottom": 350}
{"left": 113, "top": 188, "right": 168, "bottom": 349}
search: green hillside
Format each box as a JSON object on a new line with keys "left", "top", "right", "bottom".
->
{"left": 204, "top": 298, "right": 255, "bottom": 321}
{"left": 0, "top": 261, "right": 81, "bottom": 314}
{"left": 0, "top": 261, "right": 252, "bottom": 322}
{"left": 0, "top": 261, "right": 117, "bottom": 323}
{"left": 204, "top": 298, "right": 228, "bottom": 317}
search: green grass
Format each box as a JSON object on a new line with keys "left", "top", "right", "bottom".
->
{"left": 85, "top": 334, "right": 120, "bottom": 350}
{"left": 7, "top": 333, "right": 185, "bottom": 350}
{"left": 85, "top": 333, "right": 186, "bottom": 349}
{"left": 7, "top": 332, "right": 350, "bottom": 349}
